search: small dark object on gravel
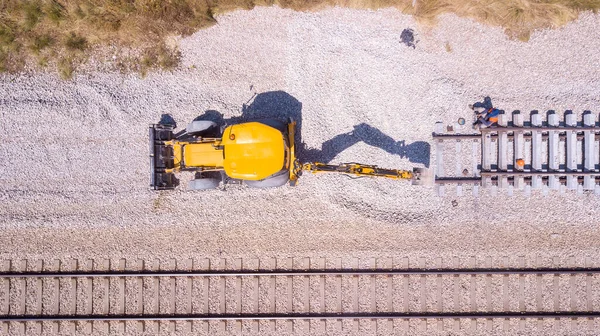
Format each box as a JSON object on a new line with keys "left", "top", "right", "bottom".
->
{"left": 159, "top": 114, "right": 177, "bottom": 128}
{"left": 451, "top": 200, "right": 458, "bottom": 207}
{"left": 400, "top": 28, "right": 417, "bottom": 48}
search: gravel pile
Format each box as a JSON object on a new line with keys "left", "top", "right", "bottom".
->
{"left": 1, "top": 7, "right": 600, "bottom": 264}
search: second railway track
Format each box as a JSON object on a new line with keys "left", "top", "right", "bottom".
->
{"left": 2, "top": 259, "right": 600, "bottom": 334}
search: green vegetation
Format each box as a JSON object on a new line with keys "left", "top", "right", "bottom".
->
{"left": 140, "top": 43, "right": 181, "bottom": 77}
{"left": 0, "top": 0, "right": 598, "bottom": 77}
{"left": 57, "top": 56, "right": 73, "bottom": 79}
{"left": 64, "top": 32, "right": 87, "bottom": 51}
{"left": 29, "top": 34, "right": 53, "bottom": 54}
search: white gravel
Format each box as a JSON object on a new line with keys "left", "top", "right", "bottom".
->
{"left": 1, "top": 7, "right": 600, "bottom": 265}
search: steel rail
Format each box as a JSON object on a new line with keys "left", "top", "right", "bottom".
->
{"left": 480, "top": 126, "right": 597, "bottom": 132}
{"left": 481, "top": 171, "right": 600, "bottom": 176}
{"left": 432, "top": 126, "right": 598, "bottom": 138}
{"left": 433, "top": 133, "right": 481, "bottom": 139}
{"left": 433, "top": 133, "right": 584, "bottom": 140}
{"left": 2, "top": 268, "right": 600, "bottom": 278}
{"left": 2, "top": 312, "right": 600, "bottom": 322}
{"left": 435, "top": 176, "right": 597, "bottom": 184}
{"left": 434, "top": 178, "right": 482, "bottom": 184}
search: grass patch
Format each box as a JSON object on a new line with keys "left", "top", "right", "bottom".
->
{"left": 140, "top": 43, "right": 181, "bottom": 76}
{"left": 29, "top": 34, "right": 53, "bottom": 54}
{"left": 22, "top": 1, "right": 44, "bottom": 30}
{"left": 37, "top": 55, "right": 49, "bottom": 67}
{"left": 0, "top": 52, "right": 7, "bottom": 72}
{"left": 0, "top": 0, "right": 598, "bottom": 77}
{"left": 57, "top": 56, "right": 74, "bottom": 79}
{"left": 46, "top": 1, "right": 66, "bottom": 24}
{"left": 0, "top": 26, "right": 16, "bottom": 47}
{"left": 64, "top": 32, "right": 87, "bottom": 51}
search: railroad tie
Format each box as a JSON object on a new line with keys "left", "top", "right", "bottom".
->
{"left": 434, "top": 122, "right": 445, "bottom": 196}
{"left": 530, "top": 112, "right": 543, "bottom": 190}
{"left": 547, "top": 112, "right": 560, "bottom": 191}
{"left": 565, "top": 112, "right": 578, "bottom": 190}
{"left": 512, "top": 111, "right": 525, "bottom": 191}
{"left": 583, "top": 112, "right": 596, "bottom": 191}
{"left": 497, "top": 111, "right": 509, "bottom": 190}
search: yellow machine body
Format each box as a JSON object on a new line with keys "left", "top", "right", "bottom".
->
{"left": 221, "top": 122, "right": 287, "bottom": 180}
{"left": 166, "top": 122, "right": 290, "bottom": 181}
{"left": 173, "top": 142, "right": 224, "bottom": 168}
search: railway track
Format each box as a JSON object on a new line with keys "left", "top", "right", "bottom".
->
{"left": 434, "top": 110, "right": 600, "bottom": 196}
{"left": 1, "top": 258, "right": 600, "bottom": 334}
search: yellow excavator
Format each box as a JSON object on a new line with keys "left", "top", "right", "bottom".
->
{"left": 149, "top": 118, "right": 428, "bottom": 190}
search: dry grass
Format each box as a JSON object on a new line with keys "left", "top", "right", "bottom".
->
{"left": 57, "top": 55, "right": 74, "bottom": 79}
{"left": 0, "top": 0, "right": 598, "bottom": 77}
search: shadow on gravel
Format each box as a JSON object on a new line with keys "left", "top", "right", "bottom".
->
{"left": 187, "top": 90, "right": 430, "bottom": 168}
{"left": 302, "top": 123, "right": 430, "bottom": 168}
{"left": 159, "top": 114, "right": 177, "bottom": 128}
{"left": 400, "top": 28, "right": 418, "bottom": 49}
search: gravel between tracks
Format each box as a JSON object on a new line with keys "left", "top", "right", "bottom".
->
{"left": 1, "top": 7, "right": 600, "bottom": 264}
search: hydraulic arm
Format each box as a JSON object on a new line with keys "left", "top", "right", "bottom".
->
{"left": 300, "top": 162, "right": 428, "bottom": 185}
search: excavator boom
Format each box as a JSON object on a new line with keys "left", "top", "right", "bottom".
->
{"left": 301, "top": 162, "right": 428, "bottom": 185}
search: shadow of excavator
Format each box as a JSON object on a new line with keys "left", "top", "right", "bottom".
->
{"left": 160, "top": 90, "right": 430, "bottom": 168}
{"left": 302, "top": 123, "right": 430, "bottom": 168}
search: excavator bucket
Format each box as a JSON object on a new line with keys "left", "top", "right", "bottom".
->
{"left": 149, "top": 124, "right": 179, "bottom": 190}
{"left": 411, "top": 168, "right": 432, "bottom": 186}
